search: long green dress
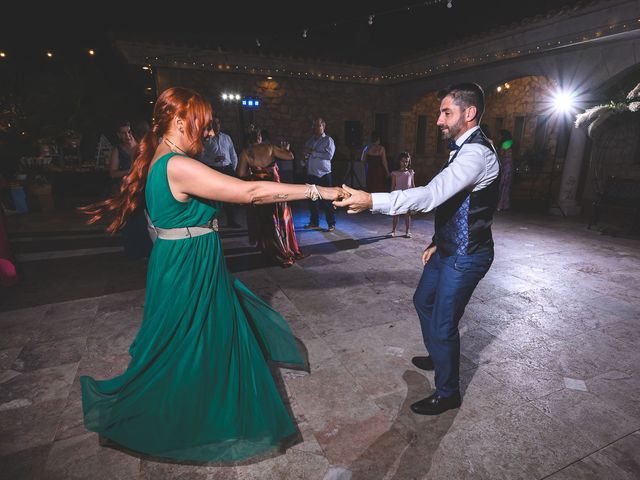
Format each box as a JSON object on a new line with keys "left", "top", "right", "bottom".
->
{"left": 81, "top": 152, "right": 305, "bottom": 462}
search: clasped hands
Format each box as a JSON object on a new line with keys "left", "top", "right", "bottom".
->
{"left": 315, "top": 185, "right": 370, "bottom": 213}
{"left": 332, "top": 184, "right": 372, "bottom": 213}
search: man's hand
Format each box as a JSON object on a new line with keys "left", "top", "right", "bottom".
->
{"left": 422, "top": 244, "right": 437, "bottom": 265}
{"left": 332, "top": 184, "right": 372, "bottom": 213}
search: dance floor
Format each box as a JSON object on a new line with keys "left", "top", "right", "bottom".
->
{"left": 1, "top": 206, "right": 639, "bottom": 479}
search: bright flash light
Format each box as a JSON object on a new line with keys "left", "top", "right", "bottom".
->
{"left": 222, "top": 93, "right": 229, "bottom": 100}
{"left": 552, "top": 89, "right": 576, "bottom": 113}
{"left": 234, "top": 94, "right": 241, "bottom": 100}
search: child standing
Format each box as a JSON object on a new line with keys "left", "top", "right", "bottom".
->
{"left": 389, "top": 152, "right": 415, "bottom": 238}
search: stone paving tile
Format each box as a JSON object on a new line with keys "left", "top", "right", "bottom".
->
{"left": 0, "top": 398, "right": 66, "bottom": 456}
{"left": 531, "top": 387, "right": 639, "bottom": 448}
{"left": 43, "top": 433, "right": 140, "bottom": 480}
{"left": 0, "top": 363, "right": 77, "bottom": 408}
{"left": 545, "top": 430, "right": 640, "bottom": 480}
{"left": 522, "top": 329, "right": 638, "bottom": 379}
{"left": 0, "top": 444, "right": 51, "bottom": 480}
{"left": 0, "top": 347, "right": 22, "bottom": 370}
{"left": 426, "top": 403, "right": 595, "bottom": 480}
{"left": 12, "top": 337, "right": 86, "bottom": 372}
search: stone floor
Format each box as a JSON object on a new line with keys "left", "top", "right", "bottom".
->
{"left": 1, "top": 206, "right": 639, "bottom": 479}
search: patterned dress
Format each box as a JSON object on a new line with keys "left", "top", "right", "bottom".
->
{"left": 247, "top": 160, "right": 304, "bottom": 267}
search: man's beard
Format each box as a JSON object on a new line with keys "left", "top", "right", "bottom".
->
{"left": 441, "top": 117, "right": 464, "bottom": 140}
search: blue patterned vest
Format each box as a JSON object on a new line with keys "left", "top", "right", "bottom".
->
{"left": 434, "top": 129, "right": 500, "bottom": 257}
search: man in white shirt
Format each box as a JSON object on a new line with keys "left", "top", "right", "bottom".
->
{"left": 199, "top": 116, "right": 240, "bottom": 227}
{"left": 334, "top": 83, "right": 500, "bottom": 415}
{"left": 303, "top": 117, "right": 336, "bottom": 232}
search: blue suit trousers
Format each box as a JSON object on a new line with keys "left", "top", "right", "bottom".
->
{"left": 413, "top": 248, "right": 493, "bottom": 397}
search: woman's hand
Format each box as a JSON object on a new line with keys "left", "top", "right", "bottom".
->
{"left": 318, "top": 186, "right": 350, "bottom": 201}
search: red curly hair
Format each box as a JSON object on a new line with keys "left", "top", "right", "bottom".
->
{"left": 80, "top": 87, "right": 213, "bottom": 233}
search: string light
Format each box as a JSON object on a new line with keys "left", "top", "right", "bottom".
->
{"left": 368, "top": 15, "right": 374, "bottom": 25}
{"left": 255, "top": 38, "right": 261, "bottom": 47}
{"left": 0, "top": 52, "right": 6, "bottom": 58}
{"left": 302, "top": 29, "right": 308, "bottom": 39}
{"left": 88, "top": 49, "right": 95, "bottom": 56}
{"left": 447, "top": 0, "right": 453, "bottom": 8}
{"left": 134, "top": 18, "right": 638, "bottom": 85}
{"left": 46, "top": 51, "right": 53, "bottom": 58}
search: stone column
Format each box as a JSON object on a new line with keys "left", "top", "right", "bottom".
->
{"left": 552, "top": 126, "right": 588, "bottom": 216}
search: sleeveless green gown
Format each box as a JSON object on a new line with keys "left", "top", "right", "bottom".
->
{"left": 80, "top": 152, "right": 305, "bottom": 462}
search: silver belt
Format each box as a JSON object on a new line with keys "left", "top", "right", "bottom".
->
{"left": 154, "top": 218, "right": 218, "bottom": 240}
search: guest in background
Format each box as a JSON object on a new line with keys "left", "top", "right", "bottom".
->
{"left": 360, "top": 131, "right": 389, "bottom": 193}
{"left": 303, "top": 117, "right": 336, "bottom": 232}
{"left": 110, "top": 121, "right": 137, "bottom": 185}
{"left": 497, "top": 129, "right": 514, "bottom": 211}
{"left": 110, "top": 120, "right": 152, "bottom": 259}
{"left": 132, "top": 119, "right": 157, "bottom": 243}
{"left": 199, "top": 116, "right": 241, "bottom": 227}
{"left": 389, "top": 152, "right": 415, "bottom": 238}
{"left": 237, "top": 127, "right": 306, "bottom": 267}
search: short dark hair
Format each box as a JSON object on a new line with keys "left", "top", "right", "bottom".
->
{"left": 370, "top": 130, "right": 381, "bottom": 143}
{"left": 438, "top": 83, "right": 485, "bottom": 122}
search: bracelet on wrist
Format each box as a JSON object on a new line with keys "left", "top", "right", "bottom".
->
{"left": 304, "top": 184, "right": 322, "bottom": 201}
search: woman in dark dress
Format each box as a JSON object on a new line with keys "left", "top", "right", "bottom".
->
{"left": 360, "top": 131, "right": 389, "bottom": 193}
{"left": 237, "top": 128, "right": 305, "bottom": 267}
{"left": 497, "top": 129, "right": 514, "bottom": 211}
{"left": 110, "top": 121, "right": 153, "bottom": 258}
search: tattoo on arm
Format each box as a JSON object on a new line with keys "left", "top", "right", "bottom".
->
{"left": 273, "top": 193, "right": 288, "bottom": 200}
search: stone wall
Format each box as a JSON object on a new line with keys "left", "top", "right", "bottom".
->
{"left": 156, "top": 68, "right": 396, "bottom": 183}
{"left": 400, "top": 76, "right": 566, "bottom": 186}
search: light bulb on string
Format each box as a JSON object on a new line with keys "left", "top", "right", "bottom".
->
{"left": 368, "top": 15, "right": 374, "bottom": 25}
{"left": 302, "top": 29, "right": 308, "bottom": 39}
{"left": 447, "top": 0, "right": 453, "bottom": 8}
{"left": 255, "top": 38, "right": 261, "bottom": 47}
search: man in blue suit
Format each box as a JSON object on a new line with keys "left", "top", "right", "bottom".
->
{"left": 334, "top": 83, "right": 500, "bottom": 415}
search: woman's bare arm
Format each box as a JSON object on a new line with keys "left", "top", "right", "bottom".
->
{"left": 236, "top": 150, "right": 250, "bottom": 179}
{"left": 168, "top": 155, "right": 344, "bottom": 204}
{"left": 272, "top": 145, "right": 294, "bottom": 161}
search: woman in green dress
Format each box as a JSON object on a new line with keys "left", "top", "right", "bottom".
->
{"left": 80, "top": 87, "right": 347, "bottom": 463}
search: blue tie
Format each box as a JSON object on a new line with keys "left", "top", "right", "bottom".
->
{"left": 448, "top": 140, "right": 460, "bottom": 151}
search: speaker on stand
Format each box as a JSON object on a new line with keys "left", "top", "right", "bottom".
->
{"left": 343, "top": 121, "right": 364, "bottom": 188}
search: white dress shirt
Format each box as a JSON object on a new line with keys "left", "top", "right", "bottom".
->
{"left": 371, "top": 126, "right": 499, "bottom": 215}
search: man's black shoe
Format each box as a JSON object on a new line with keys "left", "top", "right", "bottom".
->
{"left": 303, "top": 223, "right": 321, "bottom": 230}
{"left": 411, "top": 355, "right": 434, "bottom": 371}
{"left": 410, "top": 391, "right": 461, "bottom": 415}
